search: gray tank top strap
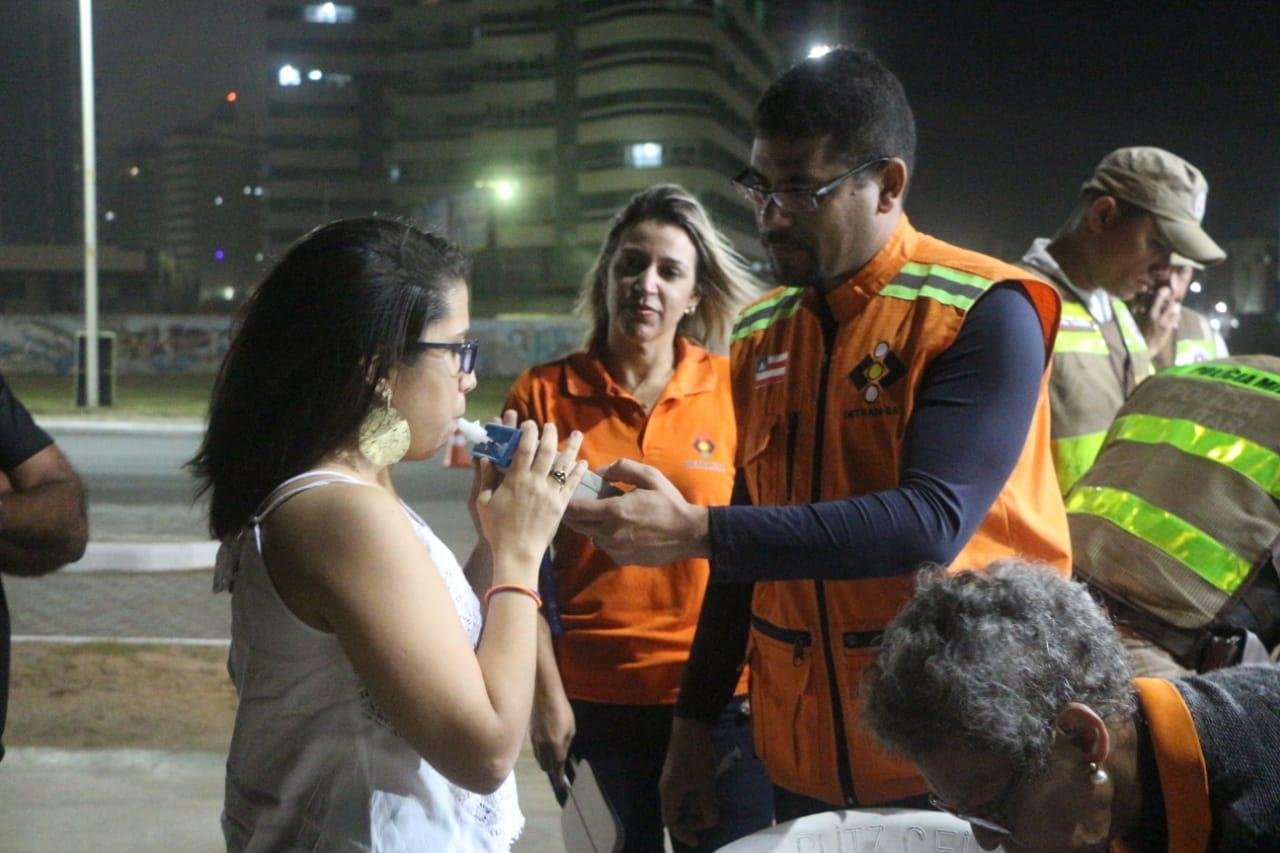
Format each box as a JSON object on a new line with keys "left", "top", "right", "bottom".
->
{"left": 249, "top": 470, "right": 371, "bottom": 554}
{"left": 215, "top": 470, "right": 372, "bottom": 594}
{"left": 250, "top": 470, "right": 368, "bottom": 525}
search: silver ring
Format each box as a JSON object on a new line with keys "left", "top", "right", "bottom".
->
{"left": 549, "top": 469, "right": 568, "bottom": 486}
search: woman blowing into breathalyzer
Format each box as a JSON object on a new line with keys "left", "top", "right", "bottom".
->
{"left": 190, "top": 218, "right": 586, "bottom": 851}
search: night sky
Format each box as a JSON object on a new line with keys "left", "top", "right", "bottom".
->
{"left": 96, "top": 0, "right": 1279, "bottom": 251}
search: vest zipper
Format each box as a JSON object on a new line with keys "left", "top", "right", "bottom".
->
{"left": 785, "top": 410, "right": 799, "bottom": 499}
{"left": 812, "top": 302, "right": 856, "bottom": 806}
{"left": 750, "top": 614, "right": 812, "bottom": 665}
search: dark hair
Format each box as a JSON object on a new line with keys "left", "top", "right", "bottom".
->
{"left": 754, "top": 46, "right": 917, "bottom": 174}
{"left": 576, "top": 184, "right": 761, "bottom": 353}
{"left": 189, "top": 218, "right": 469, "bottom": 539}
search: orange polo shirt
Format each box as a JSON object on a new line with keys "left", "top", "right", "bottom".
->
{"left": 505, "top": 337, "right": 748, "bottom": 705}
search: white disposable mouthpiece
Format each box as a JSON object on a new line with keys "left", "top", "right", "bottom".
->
{"left": 455, "top": 418, "right": 491, "bottom": 445}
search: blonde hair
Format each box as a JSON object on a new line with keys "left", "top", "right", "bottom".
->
{"left": 575, "top": 184, "right": 763, "bottom": 354}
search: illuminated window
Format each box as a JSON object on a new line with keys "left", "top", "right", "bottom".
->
{"left": 626, "top": 143, "right": 663, "bottom": 168}
{"left": 303, "top": 3, "right": 355, "bottom": 24}
{"left": 278, "top": 64, "right": 302, "bottom": 86}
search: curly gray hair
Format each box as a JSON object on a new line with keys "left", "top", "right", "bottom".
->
{"left": 863, "top": 560, "right": 1135, "bottom": 774}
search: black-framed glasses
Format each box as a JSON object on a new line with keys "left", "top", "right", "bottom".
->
{"left": 927, "top": 763, "right": 1027, "bottom": 838}
{"left": 407, "top": 338, "right": 479, "bottom": 374}
{"left": 732, "top": 156, "right": 891, "bottom": 213}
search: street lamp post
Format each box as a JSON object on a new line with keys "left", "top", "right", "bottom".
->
{"left": 475, "top": 178, "right": 519, "bottom": 295}
{"left": 78, "top": 0, "right": 99, "bottom": 407}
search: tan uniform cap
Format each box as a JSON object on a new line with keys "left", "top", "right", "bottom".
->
{"left": 1082, "top": 146, "right": 1226, "bottom": 266}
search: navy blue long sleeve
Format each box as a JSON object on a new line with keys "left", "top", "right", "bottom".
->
{"left": 706, "top": 283, "right": 1047, "bottom": 583}
{"left": 676, "top": 284, "right": 1048, "bottom": 723}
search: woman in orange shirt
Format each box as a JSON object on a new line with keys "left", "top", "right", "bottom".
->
{"left": 506, "top": 185, "right": 772, "bottom": 851}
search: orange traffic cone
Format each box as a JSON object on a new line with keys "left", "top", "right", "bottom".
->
{"left": 443, "top": 427, "right": 471, "bottom": 468}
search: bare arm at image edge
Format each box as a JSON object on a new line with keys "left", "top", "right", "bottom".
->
{"left": 0, "top": 376, "right": 88, "bottom": 575}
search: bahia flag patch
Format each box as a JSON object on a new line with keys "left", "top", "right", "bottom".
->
{"left": 754, "top": 352, "right": 788, "bottom": 388}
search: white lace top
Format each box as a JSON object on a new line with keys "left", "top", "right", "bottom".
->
{"left": 214, "top": 470, "right": 523, "bottom": 852}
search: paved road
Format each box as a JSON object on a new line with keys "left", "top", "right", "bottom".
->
{"left": 46, "top": 425, "right": 479, "bottom": 553}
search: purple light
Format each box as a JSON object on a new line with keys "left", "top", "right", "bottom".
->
{"left": 214, "top": 249, "right": 226, "bottom": 261}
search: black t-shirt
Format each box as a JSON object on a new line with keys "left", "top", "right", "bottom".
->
{"left": 0, "top": 370, "right": 55, "bottom": 761}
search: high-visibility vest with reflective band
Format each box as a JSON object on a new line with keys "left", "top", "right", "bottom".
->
{"left": 1068, "top": 356, "right": 1280, "bottom": 640}
{"left": 732, "top": 218, "right": 1071, "bottom": 807}
{"left": 1048, "top": 288, "right": 1153, "bottom": 494}
{"left": 1174, "top": 308, "right": 1228, "bottom": 366}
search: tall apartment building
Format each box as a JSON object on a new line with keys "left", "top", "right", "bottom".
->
{"left": 0, "top": 0, "right": 80, "bottom": 244}
{"left": 263, "top": 1, "right": 396, "bottom": 251}
{"left": 102, "top": 140, "right": 163, "bottom": 254}
{"left": 262, "top": 1, "right": 776, "bottom": 305}
{"left": 390, "top": 0, "right": 777, "bottom": 303}
{"left": 157, "top": 98, "right": 267, "bottom": 302}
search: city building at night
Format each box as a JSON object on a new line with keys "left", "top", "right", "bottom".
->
{"left": 262, "top": 0, "right": 776, "bottom": 306}
{"left": 263, "top": 1, "right": 396, "bottom": 252}
{"left": 390, "top": 0, "right": 777, "bottom": 305}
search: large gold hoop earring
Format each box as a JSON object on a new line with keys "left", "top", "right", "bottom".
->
{"left": 358, "top": 378, "right": 410, "bottom": 466}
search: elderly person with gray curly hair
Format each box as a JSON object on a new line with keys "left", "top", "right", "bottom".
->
{"left": 862, "top": 560, "right": 1280, "bottom": 852}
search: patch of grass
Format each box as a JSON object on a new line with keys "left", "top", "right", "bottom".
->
{"left": 465, "top": 376, "right": 520, "bottom": 422}
{"left": 10, "top": 373, "right": 214, "bottom": 420}
{"left": 10, "top": 372, "right": 522, "bottom": 423}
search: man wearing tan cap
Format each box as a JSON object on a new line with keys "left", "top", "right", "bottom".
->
{"left": 1021, "top": 146, "right": 1226, "bottom": 494}
{"left": 1131, "top": 255, "right": 1230, "bottom": 369}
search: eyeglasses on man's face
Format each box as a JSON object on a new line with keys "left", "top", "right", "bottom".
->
{"left": 927, "top": 762, "right": 1027, "bottom": 839}
{"left": 732, "top": 155, "right": 890, "bottom": 213}
{"left": 407, "top": 338, "right": 479, "bottom": 375}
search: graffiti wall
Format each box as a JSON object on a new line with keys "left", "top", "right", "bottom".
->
{"left": 0, "top": 315, "right": 587, "bottom": 377}
{"left": 471, "top": 317, "right": 585, "bottom": 377}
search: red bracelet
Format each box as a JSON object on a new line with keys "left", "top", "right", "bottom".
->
{"left": 484, "top": 583, "right": 542, "bottom": 609}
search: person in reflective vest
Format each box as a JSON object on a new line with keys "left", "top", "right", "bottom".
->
{"left": 1068, "top": 356, "right": 1280, "bottom": 678}
{"left": 563, "top": 47, "right": 1071, "bottom": 828}
{"left": 1132, "top": 258, "right": 1230, "bottom": 370}
{"left": 1021, "top": 147, "right": 1227, "bottom": 494}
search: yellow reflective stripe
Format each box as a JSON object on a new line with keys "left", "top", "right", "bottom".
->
{"left": 1112, "top": 301, "right": 1148, "bottom": 353}
{"left": 1052, "top": 431, "right": 1106, "bottom": 494}
{"left": 1066, "top": 486, "right": 1253, "bottom": 593}
{"left": 899, "top": 261, "right": 994, "bottom": 290}
{"left": 1055, "top": 329, "right": 1111, "bottom": 355}
{"left": 1162, "top": 363, "right": 1280, "bottom": 398}
{"left": 732, "top": 289, "right": 805, "bottom": 341}
{"left": 1109, "top": 414, "right": 1280, "bottom": 499}
{"left": 1059, "top": 301, "right": 1094, "bottom": 323}
{"left": 1175, "top": 338, "right": 1216, "bottom": 363}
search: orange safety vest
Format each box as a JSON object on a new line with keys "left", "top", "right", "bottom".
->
{"left": 732, "top": 216, "right": 1072, "bottom": 806}
{"left": 1110, "top": 679, "right": 1211, "bottom": 853}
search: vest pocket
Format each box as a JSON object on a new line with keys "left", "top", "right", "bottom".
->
{"left": 747, "top": 614, "right": 820, "bottom": 786}
{"left": 838, "top": 641, "right": 924, "bottom": 802}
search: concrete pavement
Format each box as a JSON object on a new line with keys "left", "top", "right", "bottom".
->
{"left": 0, "top": 746, "right": 566, "bottom": 852}
{"left": 2, "top": 568, "right": 570, "bottom": 851}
